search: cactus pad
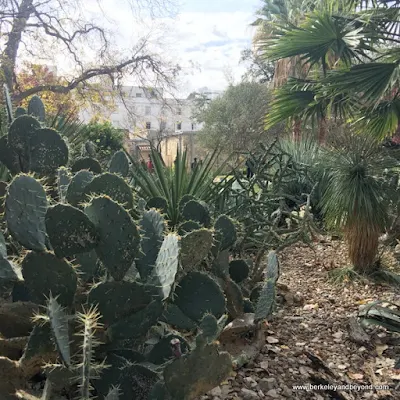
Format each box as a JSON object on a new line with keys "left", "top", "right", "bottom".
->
{"left": 243, "top": 299, "right": 255, "bottom": 313}
{"left": 214, "top": 215, "right": 237, "bottom": 250}
{"left": 71, "top": 157, "right": 102, "bottom": 174}
{"left": 14, "top": 107, "right": 26, "bottom": 118}
{"left": 107, "top": 299, "right": 163, "bottom": 341}
{"left": 177, "top": 220, "right": 201, "bottom": 236}
{"left": 148, "top": 233, "right": 179, "bottom": 300}
{"left": 178, "top": 194, "right": 195, "bottom": 212}
{"left": 180, "top": 229, "right": 213, "bottom": 270}
{"left": 147, "top": 197, "right": 168, "bottom": 214}
{"left": 8, "top": 115, "right": 41, "bottom": 152}
{"left": 224, "top": 278, "right": 244, "bottom": 319}
{"left": 46, "top": 296, "right": 71, "bottom": 366}
{"left": 84, "top": 141, "right": 97, "bottom": 157}
{"left": 45, "top": 204, "right": 99, "bottom": 258}
{"left": 20, "top": 324, "right": 54, "bottom": 362}
{"left": 174, "top": 272, "right": 226, "bottom": 322}
{"left": 164, "top": 342, "right": 232, "bottom": 400}
{"left": 211, "top": 249, "right": 230, "bottom": 278}
{"left": 136, "top": 209, "right": 165, "bottom": 280}
{"left": 266, "top": 251, "right": 280, "bottom": 282}
{"left": 5, "top": 174, "right": 48, "bottom": 251}
{"left": 254, "top": 279, "right": 275, "bottom": 322}
{"left": 84, "top": 196, "right": 140, "bottom": 281}
{"left": 181, "top": 200, "right": 211, "bottom": 227}
{"left": 161, "top": 304, "right": 197, "bottom": 331}
{"left": 88, "top": 281, "right": 153, "bottom": 326}
{"left": 57, "top": 167, "right": 71, "bottom": 203}
{"left": 66, "top": 170, "right": 94, "bottom": 207}
{"left": 198, "top": 314, "right": 219, "bottom": 343}
{"left": 22, "top": 251, "right": 77, "bottom": 306}
{"left": 74, "top": 250, "right": 99, "bottom": 282}
{"left": 83, "top": 173, "right": 134, "bottom": 210}
{"left": 109, "top": 150, "right": 130, "bottom": 177}
{"left": 29, "top": 128, "right": 69, "bottom": 174}
{"left": 229, "top": 259, "right": 249, "bottom": 283}
{"left": 27, "top": 95, "right": 45, "bottom": 121}
{"left": 0, "top": 136, "right": 21, "bottom": 174}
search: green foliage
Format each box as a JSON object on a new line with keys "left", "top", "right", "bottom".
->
{"left": 195, "top": 82, "right": 276, "bottom": 156}
{"left": 130, "top": 147, "right": 232, "bottom": 227}
{"left": 181, "top": 200, "right": 211, "bottom": 227}
{"left": 180, "top": 228, "right": 213, "bottom": 271}
{"left": 229, "top": 260, "right": 250, "bottom": 283}
{"left": 214, "top": 215, "right": 237, "bottom": 250}
{"left": 66, "top": 169, "right": 94, "bottom": 207}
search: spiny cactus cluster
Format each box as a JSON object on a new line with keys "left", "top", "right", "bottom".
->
{"left": 0, "top": 95, "right": 68, "bottom": 175}
{"left": 0, "top": 92, "right": 278, "bottom": 400}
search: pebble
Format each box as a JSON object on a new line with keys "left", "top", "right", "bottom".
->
{"left": 240, "top": 388, "right": 260, "bottom": 399}
{"left": 258, "top": 377, "right": 277, "bottom": 392}
{"left": 266, "top": 389, "right": 279, "bottom": 398}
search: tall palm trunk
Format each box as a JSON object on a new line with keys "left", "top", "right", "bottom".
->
{"left": 318, "top": 117, "right": 327, "bottom": 144}
{"left": 346, "top": 221, "right": 379, "bottom": 274}
{"left": 292, "top": 117, "right": 301, "bottom": 141}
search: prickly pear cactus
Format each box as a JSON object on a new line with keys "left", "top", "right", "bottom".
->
{"left": 28, "top": 128, "right": 69, "bottom": 174}
{"left": 0, "top": 136, "right": 21, "bottom": 174}
{"left": 88, "top": 281, "right": 153, "bottom": 326}
{"left": 109, "top": 150, "right": 130, "bottom": 177}
{"left": 177, "top": 220, "right": 201, "bottom": 235}
{"left": 136, "top": 209, "right": 165, "bottom": 280}
{"left": 57, "top": 167, "right": 71, "bottom": 203}
{"left": 28, "top": 95, "right": 46, "bottom": 122}
{"left": 8, "top": 115, "right": 41, "bottom": 153}
{"left": 21, "top": 251, "right": 77, "bottom": 306}
{"left": 180, "top": 229, "right": 213, "bottom": 271}
{"left": 45, "top": 204, "right": 99, "bottom": 258}
{"left": 66, "top": 170, "right": 94, "bottom": 207}
{"left": 147, "top": 197, "right": 168, "bottom": 214}
{"left": 147, "top": 233, "right": 179, "bottom": 300}
{"left": 5, "top": 174, "right": 48, "bottom": 251}
{"left": 228, "top": 259, "right": 250, "bottom": 283}
{"left": 14, "top": 107, "right": 26, "bottom": 118}
{"left": 214, "top": 215, "right": 237, "bottom": 250}
{"left": 181, "top": 200, "right": 211, "bottom": 227}
{"left": 164, "top": 342, "right": 232, "bottom": 400}
{"left": 3, "top": 83, "right": 13, "bottom": 123}
{"left": 84, "top": 196, "right": 140, "bottom": 281}
{"left": 83, "top": 173, "right": 134, "bottom": 209}
{"left": 174, "top": 271, "right": 226, "bottom": 322}
{"left": 71, "top": 157, "right": 102, "bottom": 174}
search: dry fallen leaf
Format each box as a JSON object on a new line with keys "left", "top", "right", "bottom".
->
{"left": 376, "top": 344, "right": 389, "bottom": 357}
{"left": 348, "top": 372, "right": 364, "bottom": 381}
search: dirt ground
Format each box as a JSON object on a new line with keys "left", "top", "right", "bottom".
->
{"left": 201, "top": 238, "right": 400, "bottom": 400}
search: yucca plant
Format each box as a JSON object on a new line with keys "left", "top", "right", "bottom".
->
{"left": 130, "top": 147, "right": 233, "bottom": 227}
{"left": 321, "top": 133, "right": 398, "bottom": 274}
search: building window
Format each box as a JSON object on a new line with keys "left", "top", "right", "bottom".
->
{"left": 145, "top": 106, "right": 151, "bottom": 115}
{"left": 136, "top": 93, "right": 142, "bottom": 98}
{"left": 146, "top": 122, "right": 151, "bottom": 129}
{"left": 176, "top": 122, "right": 182, "bottom": 130}
{"left": 191, "top": 123, "right": 195, "bottom": 131}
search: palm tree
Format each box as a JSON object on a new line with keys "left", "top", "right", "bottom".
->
{"left": 321, "top": 133, "right": 396, "bottom": 273}
{"left": 251, "top": 0, "right": 316, "bottom": 140}
{"left": 259, "top": 0, "right": 400, "bottom": 142}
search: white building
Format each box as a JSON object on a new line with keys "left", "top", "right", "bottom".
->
{"left": 79, "top": 86, "right": 223, "bottom": 165}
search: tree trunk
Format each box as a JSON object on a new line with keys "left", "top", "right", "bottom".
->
{"left": 0, "top": 0, "right": 34, "bottom": 90}
{"left": 346, "top": 222, "right": 379, "bottom": 274}
{"left": 292, "top": 117, "right": 301, "bottom": 141}
{"left": 318, "top": 117, "right": 327, "bottom": 144}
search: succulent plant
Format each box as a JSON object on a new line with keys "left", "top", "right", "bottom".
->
{"left": 27, "top": 95, "right": 46, "bottom": 122}
{"left": 71, "top": 157, "right": 102, "bottom": 174}
{"left": 109, "top": 150, "right": 130, "bottom": 177}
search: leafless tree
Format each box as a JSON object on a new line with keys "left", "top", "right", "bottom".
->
{"left": 0, "top": 0, "right": 179, "bottom": 102}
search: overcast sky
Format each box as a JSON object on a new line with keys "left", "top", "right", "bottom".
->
{"left": 88, "top": 0, "right": 261, "bottom": 96}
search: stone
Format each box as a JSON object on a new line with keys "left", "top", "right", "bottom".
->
{"left": 266, "top": 336, "right": 279, "bottom": 344}
{"left": 240, "top": 388, "right": 259, "bottom": 400}
{"left": 258, "top": 377, "right": 277, "bottom": 392}
{"left": 209, "top": 386, "right": 222, "bottom": 396}
{"left": 266, "top": 389, "right": 279, "bottom": 398}
{"left": 259, "top": 361, "right": 269, "bottom": 370}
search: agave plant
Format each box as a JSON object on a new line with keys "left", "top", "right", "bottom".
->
{"left": 130, "top": 147, "right": 233, "bottom": 227}
{"left": 321, "top": 133, "right": 398, "bottom": 273}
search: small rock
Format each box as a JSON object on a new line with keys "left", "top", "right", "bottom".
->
{"left": 209, "top": 386, "right": 222, "bottom": 396}
{"left": 333, "top": 331, "right": 343, "bottom": 339}
{"left": 266, "top": 389, "right": 279, "bottom": 398}
{"left": 303, "top": 303, "right": 318, "bottom": 311}
{"left": 259, "top": 361, "right": 269, "bottom": 370}
{"left": 299, "top": 366, "right": 309, "bottom": 376}
{"left": 338, "top": 364, "right": 347, "bottom": 370}
{"left": 267, "top": 336, "right": 279, "bottom": 344}
{"left": 258, "top": 377, "right": 277, "bottom": 392}
{"left": 240, "top": 388, "right": 259, "bottom": 400}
